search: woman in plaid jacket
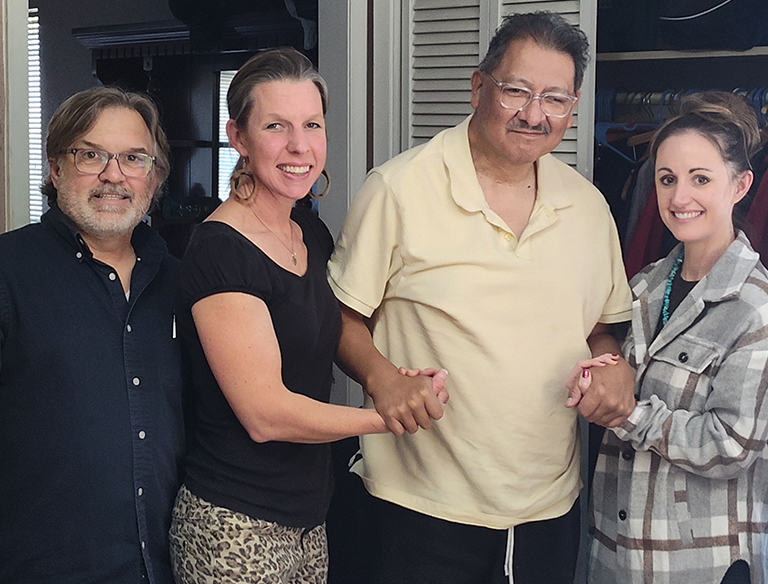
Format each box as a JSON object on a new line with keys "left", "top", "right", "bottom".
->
{"left": 574, "top": 92, "right": 768, "bottom": 584}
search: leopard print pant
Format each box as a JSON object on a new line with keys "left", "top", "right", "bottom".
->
{"left": 169, "top": 485, "right": 328, "bottom": 584}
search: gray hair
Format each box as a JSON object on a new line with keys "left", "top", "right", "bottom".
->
{"left": 479, "top": 11, "right": 590, "bottom": 92}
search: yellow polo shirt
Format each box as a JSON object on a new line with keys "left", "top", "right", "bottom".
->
{"left": 328, "top": 115, "right": 631, "bottom": 528}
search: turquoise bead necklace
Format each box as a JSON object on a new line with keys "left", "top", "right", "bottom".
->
{"left": 661, "top": 248, "right": 684, "bottom": 326}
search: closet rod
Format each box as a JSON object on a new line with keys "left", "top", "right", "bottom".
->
{"left": 614, "top": 92, "right": 672, "bottom": 105}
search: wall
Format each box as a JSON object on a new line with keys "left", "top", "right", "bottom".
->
{"left": 0, "top": 0, "right": 6, "bottom": 231}
{"left": 29, "top": 0, "right": 177, "bottom": 129}
{"left": 3, "top": 0, "right": 29, "bottom": 231}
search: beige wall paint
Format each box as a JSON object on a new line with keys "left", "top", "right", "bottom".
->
{"left": 0, "top": 0, "right": 6, "bottom": 230}
{"left": 2, "top": 0, "right": 30, "bottom": 233}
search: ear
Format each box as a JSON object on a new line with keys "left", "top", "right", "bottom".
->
{"left": 470, "top": 70, "right": 484, "bottom": 110}
{"left": 226, "top": 119, "right": 250, "bottom": 159}
{"left": 150, "top": 175, "right": 162, "bottom": 197}
{"left": 565, "top": 89, "right": 581, "bottom": 130}
{"left": 49, "top": 158, "right": 62, "bottom": 189}
{"left": 733, "top": 169, "right": 753, "bottom": 205}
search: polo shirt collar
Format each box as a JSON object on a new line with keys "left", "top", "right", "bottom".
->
{"left": 444, "top": 114, "right": 574, "bottom": 217}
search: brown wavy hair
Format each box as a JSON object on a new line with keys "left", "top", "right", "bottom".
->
{"left": 42, "top": 86, "right": 170, "bottom": 204}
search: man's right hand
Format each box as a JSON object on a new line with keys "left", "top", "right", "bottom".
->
{"left": 368, "top": 368, "right": 449, "bottom": 435}
{"left": 335, "top": 303, "right": 449, "bottom": 436}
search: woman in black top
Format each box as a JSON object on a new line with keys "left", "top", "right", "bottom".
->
{"left": 168, "top": 48, "right": 416, "bottom": 584}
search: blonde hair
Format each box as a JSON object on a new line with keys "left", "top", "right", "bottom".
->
{"left": 226, "top": 47, "right": 328, "bottom": 202}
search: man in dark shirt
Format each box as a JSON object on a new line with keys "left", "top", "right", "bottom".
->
{"left": 0, "top": 87, "right": 185, "bottom": 584}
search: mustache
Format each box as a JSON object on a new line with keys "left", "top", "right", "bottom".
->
{"left": 508, "top": 119, "right": 550, "bottom": 135}
{"left": 89, "top": 185, "right": 134, "bottom": 199}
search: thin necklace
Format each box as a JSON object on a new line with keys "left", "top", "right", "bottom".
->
{"left": 247, "top": 203, "right": 297, "bottom": 265}
{"left": 661, "top": 248, "right": 684, "bottom": 326}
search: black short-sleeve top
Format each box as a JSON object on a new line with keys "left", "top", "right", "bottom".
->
{"left": 177, "top": 207, "right": 341, "bottom": 528}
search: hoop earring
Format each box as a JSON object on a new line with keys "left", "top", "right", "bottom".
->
{"left": 310, "top": 169, "right": 331, "bottom": 199}
{"left": 230, "top": 166, "right": 257, "bottom": 202}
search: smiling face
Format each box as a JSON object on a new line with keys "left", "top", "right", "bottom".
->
{"left": 655, "top": 130, "right": 752, "bottom": 255}
{"left": 469, "top": 38, "right": 578, "bottom": 169}
{"left": 50, "top": 107, "right": 158, "bottom": 244}
{"left": 227, "top": 79, "right": 326, "bottom": 204}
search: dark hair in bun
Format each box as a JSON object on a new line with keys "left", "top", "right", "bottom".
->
{"left": 650, "top": 91, "right": 760, "bottom": 177}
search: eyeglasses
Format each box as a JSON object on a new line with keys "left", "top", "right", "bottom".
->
{"left": 486, "top": 73, "right": 578, "bottom": 118}
{"left": 65, "top": 148, "right": 156, "bottom": 178}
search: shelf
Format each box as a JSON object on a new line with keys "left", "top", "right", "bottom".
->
{"left": 168, "top": 140, "right": 219, "bottom": 149}
{"left": 597, "top": 46, "right": 768, "bottom": 62}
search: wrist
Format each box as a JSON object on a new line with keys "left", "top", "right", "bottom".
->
{"left": 362, "top": 362, "right": 398, "bottom": 399}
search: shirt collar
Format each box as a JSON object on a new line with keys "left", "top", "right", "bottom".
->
{"left": 41, "top": 202, "right": 166, "bottom": 263}
{"left": 699, "top": 230, "right": 761, "bottom": 303}
{"left": 635, "top": 231, "right": 760, "bottom": 304}
{"left": 444, "top": 114, "right": 574, "bottom": 215}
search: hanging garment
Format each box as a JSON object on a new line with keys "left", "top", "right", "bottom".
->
{"left": 745, "top": 152, "right": 768, "bottom": 262}
{"left": 624, "top": 186, "right": 674, "bottom": 279}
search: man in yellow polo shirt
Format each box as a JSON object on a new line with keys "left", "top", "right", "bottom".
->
{"left": 329, "top": 11, "right": 634, "bottom": 584}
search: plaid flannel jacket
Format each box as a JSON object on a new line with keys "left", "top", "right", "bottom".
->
{"left": 590, "top": 232, "right": 768, "bottom": 584}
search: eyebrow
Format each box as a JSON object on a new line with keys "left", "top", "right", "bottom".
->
{"left": 499, "top": 75, "right": 572, "bottom": 94}
{"left": 78, "top": 140, "right": 150, "bottom": 154}
{"left": 656, "top": 166, "right": 712, "bottom": 174}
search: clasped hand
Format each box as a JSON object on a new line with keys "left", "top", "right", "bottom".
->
{"left": 368, "top": 367, "right": 449, "bottom": 436}
{"left": 564, "top": 353, "right": 636, "bottom": 427}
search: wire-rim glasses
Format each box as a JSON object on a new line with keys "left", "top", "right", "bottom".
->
{"left": 66, "top": 148, "right": 156, "bottom": 178}
{"left": 485, "top": 73, "right": 577, "bottom": 118}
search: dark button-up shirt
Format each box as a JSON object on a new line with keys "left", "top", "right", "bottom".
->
{"left": 0, "top": 205, "right": 185, "bottom": 584}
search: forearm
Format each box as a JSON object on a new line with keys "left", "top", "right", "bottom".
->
{"left": 335, "top": 303, "right": 399, "bottom": 396}
{"left": 242, "top": 390, "right": 387, "bottom": 444}
{"left": 587, "top": 323, "right": 626, "bottom": 358}
{"left": 334, "top": 303, "right": 445, "bottom": 434}
{"left": 194, "top": 294, "right": 390, "bottom": 444}
{"left": 615, "top": 394, "right": 762, "bottom": 479}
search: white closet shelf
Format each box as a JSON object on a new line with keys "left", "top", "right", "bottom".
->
{"left": 597, "top": 46, "right": 768, "bottom": 61}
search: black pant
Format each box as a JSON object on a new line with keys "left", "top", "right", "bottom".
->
{"left": 365, "top": 491, "right": 580, "bottom": 584}
{"left": 721, "top": 560, "right": 751, "bottom": 584}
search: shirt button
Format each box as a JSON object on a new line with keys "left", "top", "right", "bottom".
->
{"left": 127, "top": 324, "right": 132, "bottom": 332}
{"left": 141, "top": 541, "right": 146, "bottom": 550}
{"left": 133, "top": 377, "right": 140, "bottom": 386}
{"left": 136, "top": 257, "right": 142, "bottom": 262}
{"left": 138, "top": 431, "right": 146, "bottom": 440}
{"left": 678, "top": 352, "right": 689, "bottom": 363}
{"left": 138, "top": 487, "right": 144, "bottom": 496}
{"left": 109, "top": 272, "right": 117, "bottom": 281}
{"left": 504, "top": 233, "right": 512, "bottom": 241}
{"left": 618, "top": 510, "right": 627, "bottom": 521}
{"left": 76, "top": 252, "right": 83, "bottom": 259}
{"left": 622, "top": 449, "right": 634, "bottom": 461}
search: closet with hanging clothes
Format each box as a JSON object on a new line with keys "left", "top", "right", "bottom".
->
{"left": 593, "top": 0, "right": 768, "bottom": 277}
